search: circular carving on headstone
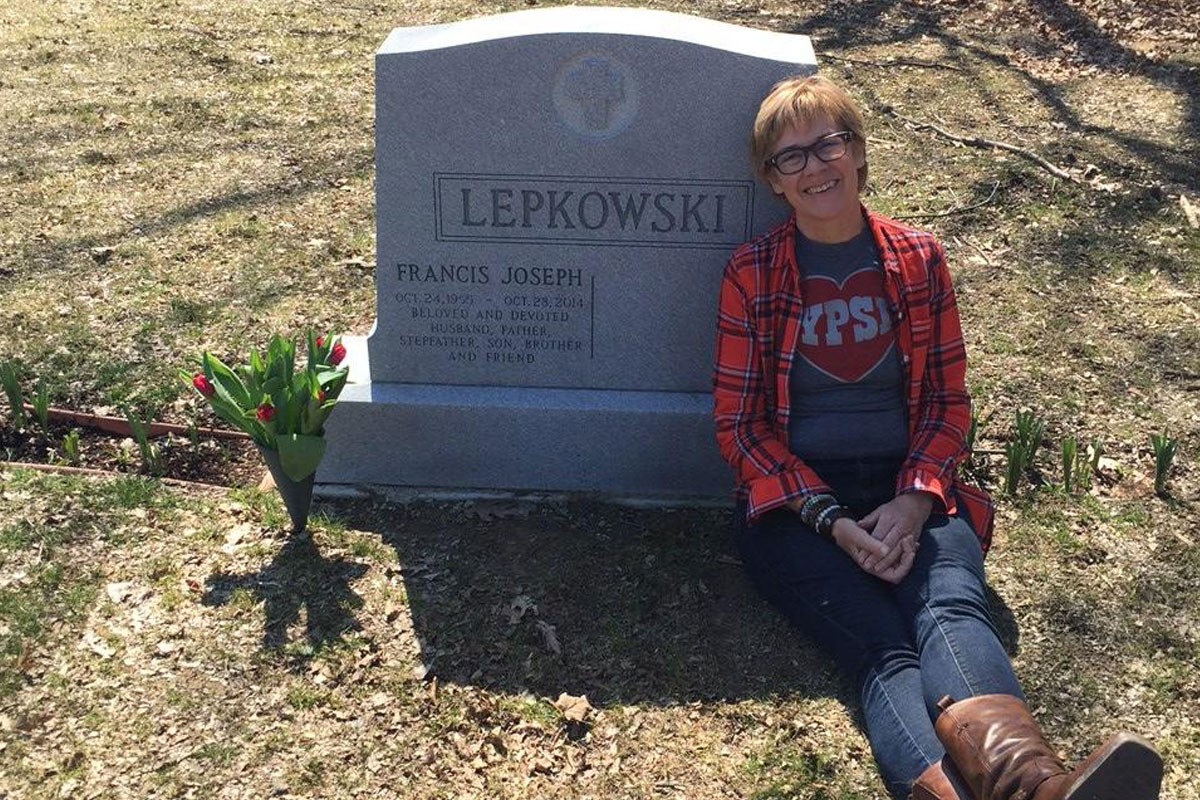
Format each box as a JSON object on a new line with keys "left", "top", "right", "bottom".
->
{"left": 552, "top": 52, "right": 638, "bottom": 139}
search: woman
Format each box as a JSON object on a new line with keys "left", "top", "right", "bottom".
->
{"left": 711, "top": 75, "right": 1162, "bottom": 800}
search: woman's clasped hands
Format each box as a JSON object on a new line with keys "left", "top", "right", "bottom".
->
{"left": 829, "top": 492, "right": 934, "bottom": 584}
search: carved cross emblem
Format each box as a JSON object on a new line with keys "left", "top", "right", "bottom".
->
{"left": 563, "top": 56, "right": 626, "bottom": 132}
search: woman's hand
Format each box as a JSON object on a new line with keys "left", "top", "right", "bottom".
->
{"left": 786, "top": 496, "right": 925, "bottom": 583}
{"left": 857, "top": 492, "right": 935, "bottom": 580}
{"left": 829, "top": 517, "right": 916, "bottom": 584}
{"left": 825, "top": 517, "right": 912, "bottom": 583}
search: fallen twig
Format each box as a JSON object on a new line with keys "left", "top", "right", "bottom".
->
{"left": 881, "top": 106, "right": 1076, "bottom": 182}
{"left": 955, "top": 235, "right": 994, "bottom": 267}
{"left": 902, "top": 181, "right": 1001, "bottom": 220}
{"left": 819, "top": 52, "right": 964, "bottom": 71}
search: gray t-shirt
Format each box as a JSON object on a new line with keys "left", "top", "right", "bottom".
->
{"left": 787, "top": 228, "right": 908, "bottom": 461}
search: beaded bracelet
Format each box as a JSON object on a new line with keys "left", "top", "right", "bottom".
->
{"left": 799, "top": 493, "right": 837, "bottom": 528}
{"left": 815, "top": 504, "right": 850, "bottom": 539}
{"left": 798, "top": 492, "right": 832, "bottom": 518}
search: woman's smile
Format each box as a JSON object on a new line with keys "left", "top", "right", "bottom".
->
{"left": 804, "top": 179, "right": 839, "bottom": 195}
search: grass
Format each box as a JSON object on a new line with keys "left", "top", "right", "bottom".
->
{"left": 0, "top": 471, "right": 177, "bottom": 698}
{"left": 745, "top": 746, "right": 854, "bottom": 800}
{"left": 1, "top": 0, "right": 1198, "bottom": 798}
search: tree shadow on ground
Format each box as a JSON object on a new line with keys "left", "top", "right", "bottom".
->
{"left": 202, "top": 530, "right": 367, "bottom": 657}
{"left": 341, "top": 499, "right": 1020, "bottom": 709}
{"left": 768, "top": 0, "right": 1200, "bottom": 193}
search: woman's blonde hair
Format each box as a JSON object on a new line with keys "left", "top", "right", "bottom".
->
{"left": 751, "top": 75, "right": 868, "bottom": 190}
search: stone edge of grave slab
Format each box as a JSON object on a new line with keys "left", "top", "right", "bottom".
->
{"left": 379, "top": 6, "right": 816, "bottom": 65}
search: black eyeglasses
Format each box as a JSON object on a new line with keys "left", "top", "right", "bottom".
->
{"left": 765, "top": 131, "right": 854, "bottom": 175}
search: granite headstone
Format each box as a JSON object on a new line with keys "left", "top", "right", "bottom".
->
{"left": 318, "top": 7, "right": 816, "bottom": 500}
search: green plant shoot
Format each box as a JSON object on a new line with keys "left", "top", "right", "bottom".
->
{"left": 123, "top": 406, "right": 163, "bottom": 476}
{"left": 1004, "top": 440, "right": 1024, "bottom": 495}
{"left": 1061, "top": 436, "right": 1077, "bottom": 493}
{"left": 1150, "top": 431, "right": 1178, "bottom": 497}
{"left": 0, "top": 360, "right": 25, "bottom": 430}
{"left": 32, "top": 381, "right": 52, "bottom": 431}
{"left": 61, "top": 428, "right": 81, "bottom": 466}
{"left": 966, "top": 407, "right": 992, "bottom": 466}
{"left": 1014, "top": 409, "right": 1045, "bottom": 469}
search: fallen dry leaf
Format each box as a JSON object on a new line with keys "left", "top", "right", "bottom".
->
{"left": 81, "top": 631, "right": 115, "bottom": 659}
{"left": 221, "top": 522, "right": 254, "bottom": 554}
{"left": 553, "top": 693, "right": 592, "bottom": 722}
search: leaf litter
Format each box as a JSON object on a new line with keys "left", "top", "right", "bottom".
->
{"left": 1, "top": 0, "right": 1198, "bottom": 798}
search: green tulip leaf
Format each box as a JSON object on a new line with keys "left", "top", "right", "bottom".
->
{"left": 315, "top": 368, "right": 347, "bottom": 384}
{"left": 203, "top": 354, "right": 253, "bottom": 411}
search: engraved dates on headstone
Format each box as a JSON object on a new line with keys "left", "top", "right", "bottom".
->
{"left": 391, "top": 257, "right": 593, "bottom": 370}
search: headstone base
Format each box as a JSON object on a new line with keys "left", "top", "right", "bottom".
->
{"left": 317, "top": 337, "right": 733, "bottom": 503}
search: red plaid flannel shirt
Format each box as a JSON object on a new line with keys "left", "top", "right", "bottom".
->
{"left": 712, "top": 207, "right": 994, "bottom": 553}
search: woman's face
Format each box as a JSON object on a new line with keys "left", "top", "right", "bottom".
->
{"left": 766, "top": 115, "right": 866, "bottom": 243}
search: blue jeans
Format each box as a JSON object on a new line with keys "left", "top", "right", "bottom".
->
{"left": 734, "top": 458, "right": 1023, "bottom": 799}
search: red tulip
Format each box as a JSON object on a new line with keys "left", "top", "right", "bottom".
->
{"left": 256, "top": 403, "right": 276, "bottom": 423}
{"left": 316, "top": 335, "right": 326, "bottom": 348}
{"left": 329, "top": 342, "right": 347, "bottom": 366}
{"left": 192, "top": 374, "right": 215, "bottom": 397}
{"left": 316, "top": 389, "right": 326, "bottom": 404}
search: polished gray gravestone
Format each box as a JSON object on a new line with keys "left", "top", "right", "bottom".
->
{"left": 318, "top": 6, "right": 815, "bottom": 500}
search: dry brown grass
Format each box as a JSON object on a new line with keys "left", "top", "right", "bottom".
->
{"left": 1, "top": 1, "right": 1197, "bottom": 798}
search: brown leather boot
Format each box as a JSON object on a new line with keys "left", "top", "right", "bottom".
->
{"left": 932, "top": 694, "right": 1163, "bottom": 800}
{"left": 912, "top": 759, "right": 972, "bottom": 799}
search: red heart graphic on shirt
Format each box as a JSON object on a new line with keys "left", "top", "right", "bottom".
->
{"left": 797, "top": 268, "right": 896, "bottom": 383}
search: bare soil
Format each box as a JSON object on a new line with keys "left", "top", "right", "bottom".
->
{"left": 1, "top": 423, "right": 262, "bottom": 487}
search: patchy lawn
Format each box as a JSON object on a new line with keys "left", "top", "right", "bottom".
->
{"left": 1, "top": 0, "right": 1197, "bottom": 798}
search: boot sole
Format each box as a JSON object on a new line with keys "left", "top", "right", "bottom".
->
{"left": 1060, "top": 733, "right": 1163, "bottom": 800}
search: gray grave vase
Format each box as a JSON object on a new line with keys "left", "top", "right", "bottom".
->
{"left": 258, "top": 445, "right": 316, "bottom": 534}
